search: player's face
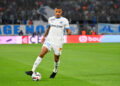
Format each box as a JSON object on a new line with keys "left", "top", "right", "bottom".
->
{"left": 55, "top": 8, "right": 62, "bottom": 18}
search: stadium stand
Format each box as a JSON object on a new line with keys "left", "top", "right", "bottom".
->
{"left": 0, "top": 0, "right": 120, "bottom": 24}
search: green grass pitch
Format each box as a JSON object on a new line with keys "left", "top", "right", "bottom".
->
{"left": 0, "top": 43, "right": 120, "bottom": 86}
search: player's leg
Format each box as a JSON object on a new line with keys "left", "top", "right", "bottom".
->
{"left": 50, "top": 45, "right": 62, "bottom": 78}
{"left": 53, "top": 54, "right": 60, "bottom": 73}
{"left": 50, "top": 54, "right": 60, "bottom": 78}
{"left": 31, "top": 46, "right": 48, "bottom": 72}
{"left": 25, "top": 46, "right": 48, "bottom": 76}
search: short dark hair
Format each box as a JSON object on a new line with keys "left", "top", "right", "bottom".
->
{"left": 55, "top": 6, "right": 62, "bottom": 9}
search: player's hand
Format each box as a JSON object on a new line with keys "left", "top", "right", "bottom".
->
{"left": 66, "top": 29, "right": 72, "bottom": 35}
{"left": 41, "top": 36, "right": 45, "bottom": 44}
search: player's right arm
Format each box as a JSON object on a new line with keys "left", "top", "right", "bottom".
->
{"left": 41, "top": 26, "right": 50, "bottom": 44}
{"left": 41, "top": 17, "right": 51, "bottom": 44}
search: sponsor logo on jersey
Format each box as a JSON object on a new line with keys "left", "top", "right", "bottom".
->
{"left": 60, "top": 21, "right": 63, "bottom": 24}
{"left": 51, "top": 24, "right": 63, "bottom": 28}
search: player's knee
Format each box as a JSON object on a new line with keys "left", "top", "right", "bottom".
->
{"left": 55, "top": 59, "right": 59, "bottom": 62}
{"left": 39, "top": 48, "right": 48, "bottom": 58}
{"left": 54, "top": 56, "right": 59, "bottom": 62}
{"left": 39, "top": 52, "right": 45, "bottom": 58}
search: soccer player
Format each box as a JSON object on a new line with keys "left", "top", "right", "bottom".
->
{"left": 26, "top": 7, "right": 71, "bottom": 78}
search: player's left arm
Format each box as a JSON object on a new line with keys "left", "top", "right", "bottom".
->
{"left": 65, "top": 19, "right": 71, "bottom": 35}
{"left": 66, "top": 29, "right": 71, "bottom": 35}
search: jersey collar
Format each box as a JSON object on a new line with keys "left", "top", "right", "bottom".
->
{"left": 55, "top": 16, "right": 62, "bottom": 19}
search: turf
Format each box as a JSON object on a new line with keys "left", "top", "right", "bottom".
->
{"left": 0, "top": 43, "right": 120, "bottom": 86}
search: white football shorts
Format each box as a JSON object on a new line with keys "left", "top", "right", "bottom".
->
{"left": 42, "top": 41, "right": 63, "bottom": 55}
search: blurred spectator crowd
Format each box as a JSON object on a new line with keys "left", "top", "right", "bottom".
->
{"left": 0, "top": 0, "right": 120, "bottom": 24}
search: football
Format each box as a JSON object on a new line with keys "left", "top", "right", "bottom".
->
{"left": 32, "top": 72, "right": 41, "bottom": 81}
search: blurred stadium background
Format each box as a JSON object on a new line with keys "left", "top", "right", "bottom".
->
{"left": 0, "top": 0, "right": 120, "bottom": 43}
{"left": 0, "top": 0, "right": 120, "bottom": 86}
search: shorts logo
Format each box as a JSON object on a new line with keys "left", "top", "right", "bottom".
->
{"left": 59, "top": 48, "right": 62, "bottom": 51}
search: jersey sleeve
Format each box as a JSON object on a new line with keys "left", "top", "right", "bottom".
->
{"left": 48, "top": 18, "right": 51, "bottom": 26}
{"left": 64, "top": 19, "right": 70, "bottom": 29}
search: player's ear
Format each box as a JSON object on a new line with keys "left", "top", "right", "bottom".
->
{"left": 59, "top": 9, "right": 62, "bottom": 15}
{"left": 61, "top": 9, "right": 63, "bottom": 13}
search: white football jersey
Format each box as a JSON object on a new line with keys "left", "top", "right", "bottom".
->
{"left": 46, "top": 16, "right": 70, "bottom": 45}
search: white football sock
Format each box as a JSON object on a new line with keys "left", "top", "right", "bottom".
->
{"left": 53, "top": 61, "right": 60, "bottom": 73}
{"left": 32, "top": 56, "right": 42, "bottom": 72}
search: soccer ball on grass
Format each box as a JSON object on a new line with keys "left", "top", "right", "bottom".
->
{"left": 32, "top": 72, "right": 41, "bottom": 81}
